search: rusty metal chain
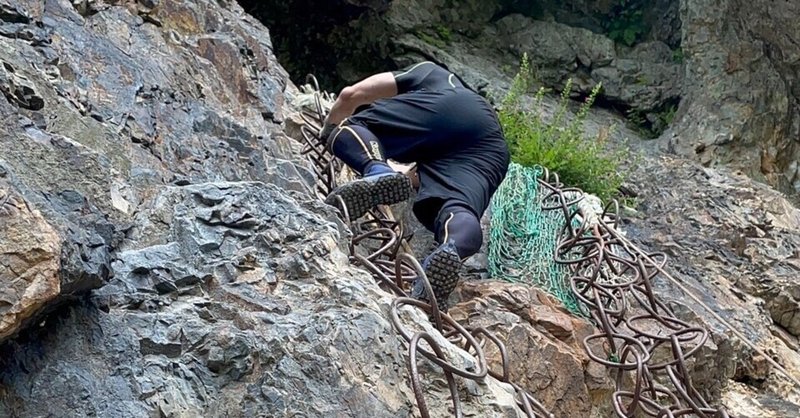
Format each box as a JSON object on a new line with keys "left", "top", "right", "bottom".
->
{"left": 297, "top": 75, "right": 726, "bottom": 417}
{"left": 537, "top": 178, "right": 729, "bottom": 418}
{"left": 298, "top": 76, "right": 553, "bottom": 418}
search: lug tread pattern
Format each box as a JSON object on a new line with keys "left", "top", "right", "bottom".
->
{"left": 325, "top": 173, "right": 412, "bottom": 221}
{"left": 424, "top": 249, "right": 462, "bottom": 310}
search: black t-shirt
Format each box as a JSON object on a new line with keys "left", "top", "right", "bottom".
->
{"left": 348, "top": 61, "right": 509, "bottom": 229}
{"left": 392, "top": 61, "right": 465, "bottom": 93}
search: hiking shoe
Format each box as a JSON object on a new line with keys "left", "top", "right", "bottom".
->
{"left": 325, "top": 172, "right": 412, "bottom": 221}
{"left": 412, "top": 241, "right": 462, "bottom": 311}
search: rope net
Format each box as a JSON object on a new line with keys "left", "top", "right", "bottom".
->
{"left": 297, "top": 78, "right": 730, "bottom": 417}
{"left": 488, "top": 162, "right": 583, "bottom": 314}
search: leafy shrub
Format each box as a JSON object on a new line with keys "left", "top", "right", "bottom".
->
{"left": 602, "top": 0, "right": 648, "bottom": 47}
{"left": 499, "top": 54, "right": 629, "bottom": 202}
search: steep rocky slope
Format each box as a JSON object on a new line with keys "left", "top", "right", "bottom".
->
{"left": 1, "top": 0, "right": 800, "bottom": 417}
{"left": 249, "top": 0, "right": 800, "bottom": 414}
{"left": 0, "top": 0, "right": 600, "bottom": 416}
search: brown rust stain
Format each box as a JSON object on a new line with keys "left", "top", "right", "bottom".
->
{"left": 156, "top": 1, "right": 203, "bottom": 35}
{"left": 195, "top": 37, "right": 252, "bottom": 107}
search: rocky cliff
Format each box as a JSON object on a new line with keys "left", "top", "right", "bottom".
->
{"left": 0, "top": 0, "right": 428, "bottom": 416}
{"left": 0, "top": 0, "right": 605, "bottom": 416}
{"left": 1, "top": 0, "right": 800, "bottom": 417}
{"left": 249, "top": 0, "right": 800, "bottom": 198}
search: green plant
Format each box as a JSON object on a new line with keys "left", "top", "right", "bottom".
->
{"left": 434, "top": 24, "right": 452, "bottom": 43}
{"left": 499, "top": 54, "right": 629, "bottom": 202}
{"left": 414, "top": 24, "right": 453, "bottom": 49}
{"left": 625, "top": 108, "right": 650, "bottom": 135}
{"left": 603, "top": 0, "right": 648, "bottom": 47}
{"left": 414, "top": 31, "right": 445, "bottom": 48}
{"left": 671, "top": 47, "right": 684, "bottom": 64}
{"left": 620, "top": 196, "right": 640, "bottom": 210}
{"left": 659, "top": 104, "right": 677, "bottom": 126}
{"left": 624, "top": 102, "right": 679, "bottom": 139}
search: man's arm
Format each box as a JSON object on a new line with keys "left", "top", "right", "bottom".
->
{"left": 326, "top": 72, "right": 398, "bottom": 125}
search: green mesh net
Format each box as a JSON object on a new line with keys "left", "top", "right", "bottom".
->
{"left": 488, "top": 163, "right": 583, "bottom": 314}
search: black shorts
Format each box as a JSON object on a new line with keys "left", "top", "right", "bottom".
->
{"left": 346, "top": 87, "right": 510, "bottom": 231}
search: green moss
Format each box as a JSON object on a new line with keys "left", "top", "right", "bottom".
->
{"left": 414, "top": 23, "right": 453, "bottom": 49}
{"left": 672, "top": 47, "right": 684, "bottom": 63}
{"left": 415, "top": 30, "right": 447, "bottom": 49}
{"left": 434, "top": 24, "right": 452, "bottom": 43}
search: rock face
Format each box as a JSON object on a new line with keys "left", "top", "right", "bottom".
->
{"left": 0, "top": 180, "right": 61, "bottom": 341}
{"left": 346, "top": 7, "right": 800, "bottom": 411}
{"left": 0, "top": 0, "right": 419, "bottom": 415}
{"left": 442, "top": 0, "right": 800, "bottom": 195}
{"left": 0, "top": 181, "right": 527, "bottom": 417}
{"left": 490, "top": 14, "right": 682, "bottom": 113}
{"left": 450, "top": 282, "right": 615, "bottom": 418}
{"left": 253, "top": 0, "right": 800, "bottom": 196}
{"left": 0, "top": 0, "right": 604, "bottom": 416}
{"left": 668, "top": 0, "right": 800, "bottom": 195}
{"left": 2, "top": 0, "right": 800, "bottom": 417}
{"left": 249, "top": 0, "right": 684, "bottom": 129}
{"left": 621, "top": 155, "right": 800, "bottom": 415}
{"left": 0, "top": 0, "right": 294, "bottom": 343}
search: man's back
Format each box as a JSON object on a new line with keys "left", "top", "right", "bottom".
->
{"left": 321, "top": 61, "right": 510, "bottom": 310}
{"left": 393, "top": 61, "right": 465, "bottom": 93}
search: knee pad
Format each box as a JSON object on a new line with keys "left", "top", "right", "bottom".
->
{"left": 433, "top": 203, "right": 482, "bottom": 259}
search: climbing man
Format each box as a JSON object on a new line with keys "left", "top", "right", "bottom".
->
{"left": 319, "top": 61, "right": 510, "bottom": 310}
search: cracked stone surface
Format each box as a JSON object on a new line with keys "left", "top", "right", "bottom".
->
{"left": 2, "top": 0, "right": 800, "bottom": 417}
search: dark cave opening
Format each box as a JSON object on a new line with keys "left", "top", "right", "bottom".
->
{"left": 238, "top": 0, "right": 396, "bottom": 92}
{"left": 591, "top": 95, "right": 683, "bottom": 139}
{"left": 238, "top": 0, "right": 682, "bottom": 135}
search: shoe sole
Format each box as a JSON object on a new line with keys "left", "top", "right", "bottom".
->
{"left": 325, "top": 173, "right": 412, "bottom": 221}
{"left": 424, "top": 249, "right": 461, "bottom": 310}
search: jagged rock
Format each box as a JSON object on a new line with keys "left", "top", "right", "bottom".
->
{"left": 594, "top": 41, "right": 681, "bottom": 109}
{"left": 265, "top": 0, "right": 683, "bottom": 115}
{"left": 663, "top": 0, "right": 800, "bottom": 194}
{"left": 0, "top": 165, "right": 113, "bottom": 342}
{"left": 383, "top": 0, "right": 498, "bottom": 36}
{"left": 527, "top": 0, "right": 681, "bottom": 48}
{"left": 0, "top": 181, "right": 60, "bottom": 340}
{"left": 0, "top": 181, "right": 528, "bottom": 417}
{"left": 493, "top": 14, "right": 682, "bottom": 113}
{"left": 0, "top": 0, "right": 308, "bottom": 339}
{"left": 722, "top": 382, "right": 800, "bottom": 418}
{"left": 768, "top": 287, "right": 800, "bottom": 337}
{"left": 0, "top": 0, "right": 30, "bottom": 24}
{"left": 623, "top": 155, "right": 800, "bottom": 414}
{"left": 450, "top": 282, "right": 616, "bottom": 418}
{"left": 0, "top": 61, "right": 43, "bottom": 110}
{"left": 495, "top": 16, "right": 605, "bottom": 85}
{"left": 353, "top": 1, "right": 683, "bottom": 115}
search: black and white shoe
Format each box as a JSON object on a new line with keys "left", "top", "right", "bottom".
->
{"left": 412, "top": 241, "right": 462, "bottom": 311}
{"left": 325, "top": 172, "right": 412, "bottom": 221}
